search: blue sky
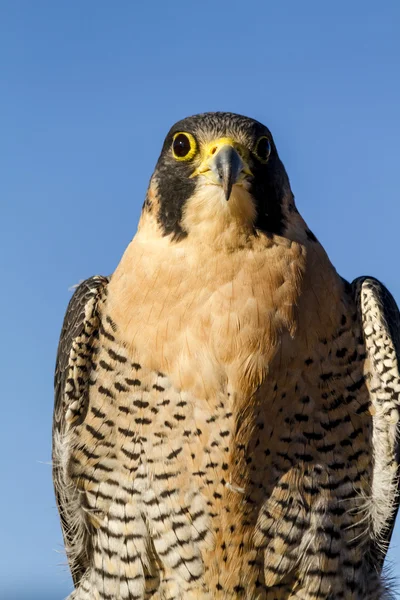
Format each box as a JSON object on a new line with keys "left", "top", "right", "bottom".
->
{"left": 1, "top": 1, "right": 400, "bottom": 598}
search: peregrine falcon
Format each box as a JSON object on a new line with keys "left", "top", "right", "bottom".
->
{"left": 53, "top": 112, "right": 400, "bottom": 599}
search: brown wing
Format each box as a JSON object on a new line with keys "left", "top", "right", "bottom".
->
{"left": 53, "top": 275, "right": 109, "bottom": 586}
{"left": 353, "top": 276, "right": 400, "bottom": 569}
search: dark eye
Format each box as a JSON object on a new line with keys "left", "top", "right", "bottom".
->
{"left": 255, "top": 136, "right": 271, "bottom": 163}
{"left": 172, "top": 132, "right": 197, "bottom": 160}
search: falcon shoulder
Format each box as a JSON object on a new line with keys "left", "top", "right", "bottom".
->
{"left": 52, "top": 275, "right": 109, "bottom": 586}
{"left": 353, "top": 276, "right": 400, "bottom": 568}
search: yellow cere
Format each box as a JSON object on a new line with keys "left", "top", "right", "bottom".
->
{"left": 201, "top": 137, "right": 249, "bottom": 162}
{"left": 190, "top": 137, "right": 253, "bottom": 178}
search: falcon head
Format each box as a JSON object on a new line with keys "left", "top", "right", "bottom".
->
{"left": 143, "top": 112, "right": 294, "bottom": 241}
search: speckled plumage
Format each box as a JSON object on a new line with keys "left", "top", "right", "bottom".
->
{"left": 53, "top": 113, "right": 400, "bottom": 599}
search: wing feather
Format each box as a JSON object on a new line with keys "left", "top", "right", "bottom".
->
{"left": 353, "top": 276, "right": 400, "bottom": 568}
{"left": 52, "top": 275, "right": 109, "bottom": 586}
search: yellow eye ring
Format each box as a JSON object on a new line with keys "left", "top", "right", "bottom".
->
{"left": 172, "top": 132, "right": 197, "bottom": 161}
{"left": 254, "top": 136, "right": 271, "bottom": 163}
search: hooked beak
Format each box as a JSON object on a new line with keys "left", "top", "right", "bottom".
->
{"left": 191, "top": 138, "right": 252, "bottom": 200}
{"left": 210, "top": 145, "right": 244, "bottom": 201}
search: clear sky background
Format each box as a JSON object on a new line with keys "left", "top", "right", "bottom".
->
{"left": 1, "top": 1, "right": 399, "bottom": 598}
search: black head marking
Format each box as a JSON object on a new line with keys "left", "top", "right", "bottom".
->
{"left": 150, "top": 112, "right": 291, "bottom": 240}
{"left": 249, "top": 144, "right": 289, "bottom": 236}
{"left": 153, "top": 161, "right": 194, "bottom": 241}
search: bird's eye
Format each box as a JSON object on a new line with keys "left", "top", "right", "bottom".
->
{"left": 172, "top": 132, "right": 197, "bottom": 161}
{"left": 254, "top": 136, "right": 271, "bottom": 163}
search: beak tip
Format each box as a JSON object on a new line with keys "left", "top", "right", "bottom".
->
{"left": 223, "top": 183, "right": 233, "bottom": 201}
{"left": 211, "top": 144, "right": 243, "bottom": 202}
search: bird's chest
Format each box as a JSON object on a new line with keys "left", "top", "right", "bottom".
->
{"left": 69, "top": 306, "right": 373, "bottom": 599}
{"left": 105, "top": 236, "right": 308, "bottom": 401}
